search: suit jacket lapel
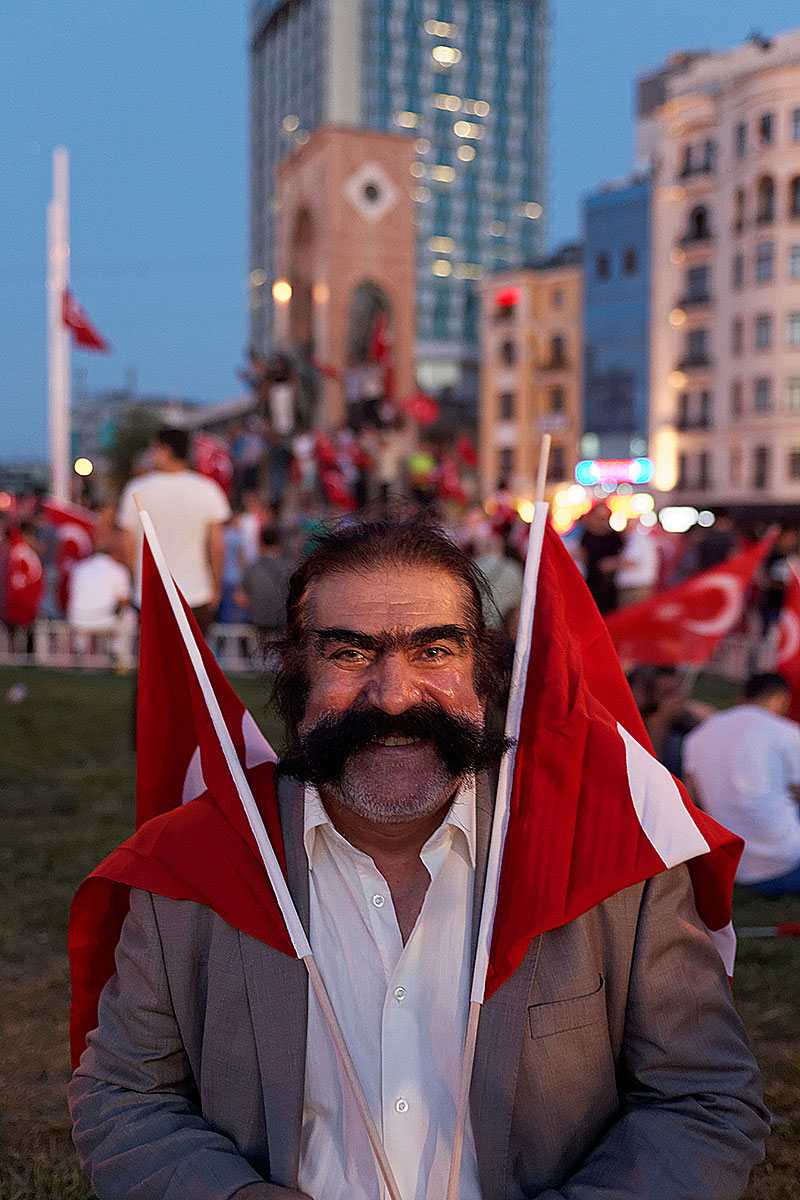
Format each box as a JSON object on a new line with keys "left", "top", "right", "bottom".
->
{"left": 239, "top": 775, "right": 309, "bottom": 1188}
{"left": 470, "top": 770, "right": 541, "bottom": 1200}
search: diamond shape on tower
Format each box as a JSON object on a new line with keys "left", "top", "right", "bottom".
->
{"left": 343, "top": 162, "right": 399, "bottom": 224}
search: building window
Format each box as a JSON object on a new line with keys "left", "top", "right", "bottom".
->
{"left": 697, "top": 451, "right": 711, "bottom": 491}
{"left": 753, "top": 445, "right": 770, "bottom": 491}
{"left": 499, "top": 339, "right": 517, "bottom": 365}
{"left": 498, "top": 447, "right": 515, "bottom": 479}
{"left": 731, "top": 380, "right": 743, "bottom": 417}
{"left": 732, "top": 252, "right": 744, "bottom": 289}
{"left": 679, "top": 143, "right": 693, "bottom": 177}
{"left": 686, "top": 264, "right": 709, "bottom": 301}
{"left": 499, "top": 391, "right": 514, "bottom": 420}
{"left": 794, "top": 108, "right": 800, "bottom": 141}
{"left": 789, "top": 450, "right": 800, "bottom": 479}
{"left": 733, "top": 188, "right": 745, "bottom": 233}
{"left": 677, "top": 392, "right": 690, "bottom": 431}
{"left": 685, "top": 205, "right": 711, "bottom": 241}
{"left": 731, "top": 447, "right": 742, "bottom": 486}
{"left": 754, "top": 377, "right": 773, "bottom": 411}
{"left": 676, "top": 452, "right": 688, "bottom": 491}
{"left": 755, "top": 313, "right": 773, "bottom": 350}
{"left": 549, "top": 386, "right": 565, "bottom": 412}
{"left": 698, "top": 391, "right": 712, "bottom": 428}
{"left": 552, "top": 287, "right": 564, "bottom": 308}
{"left": 755, "top": 241, "right": 774, "bottom": 282}
{"left": 734, "top": 121, "right": 747, "bottom": 157}
{"left": 548, "top": 444, "right": 566, "bottom": 480}
{"left": 548, "top": 334, "right": 567, "bottom": 368}
{"left": 623, "top": 247, "right": 638, "bottom": 275}
{"left": 732, "top": 318, "right": 744, "bottom": 356}
{"left": 756, "top": 176, "right": 776, "bottom": 224}
{"left": 685, "top": 328, "right": 709, "bottom": 366}
{"left": 790, "top": 245, "right": 800, "bottom": 280}
{"left": 790, "top": 177, "right": 800, "bottom": 219}
{"left": 759, "top": 112, "right": 774, "bottom": 144}
{"left": 703, "top": 139, "right": 716, "bottom": 172}
{"left": 788, "top": 376, "right": 800, "bottom": 410}
{"left": 595, "top": 252, "right": 610, "bottom": 280}
{"left": 789, "top": 314, "right": 800, "bottom": 348}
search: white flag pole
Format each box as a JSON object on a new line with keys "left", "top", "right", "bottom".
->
{"left": 47, "top": 147, "right": 72, "bottom": 504}
{"left": 134, "top": 498, "right": 402, "bottom": 1200}
{"left": 445, "top": 435, "right": 552, "bottom": 1200}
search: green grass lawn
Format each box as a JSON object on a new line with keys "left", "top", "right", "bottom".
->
{"left": 1, "top": 666, "right": 799, "bottom": 1198}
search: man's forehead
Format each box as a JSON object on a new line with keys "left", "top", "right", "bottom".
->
{"left": 305, "top": 563, "right": 473, "bottom": 631}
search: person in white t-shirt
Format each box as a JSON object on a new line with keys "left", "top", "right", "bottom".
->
{"left": 67, "top": 535, "right": 135, "bottom": 668}
{"left": 684, "top": 673, "right": 800, "bottom": 896}
{"left": 117, "top": 427, "right": 231, "bottom": 633}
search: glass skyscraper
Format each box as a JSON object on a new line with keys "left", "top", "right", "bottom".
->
{"left": 250, "top": 0, "right": 548, "bottom": 404}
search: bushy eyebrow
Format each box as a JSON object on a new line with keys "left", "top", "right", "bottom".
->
{"left": 311, "top": 624, "right": 471, "bottom": 652}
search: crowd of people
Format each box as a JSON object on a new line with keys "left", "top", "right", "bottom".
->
{"left": 3, "top": 421, "right": 800, "bottom": 898}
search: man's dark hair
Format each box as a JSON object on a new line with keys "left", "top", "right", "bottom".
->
{"left": 743, "top": 672, "right": 790, "bottom": 702}
{"left": 155, "top": 426, "right": 190, "bottom": 463}
{"left": 260, "top": 526, "right": 281, "bottom": 549}
{"left": 274, "top": 517, "right": 508, "bottom": 736}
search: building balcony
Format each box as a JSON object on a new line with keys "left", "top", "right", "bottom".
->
{"left": 678, "top": 231, "right": 713, "bottom": 249}
{"left": 677, "top": 354, "right": 712, "bottom": 371}
{"left": 676, "top": 165, "right": 715, "bottom": 184}
{"left": 539, "top": 354, "right": 569, "bottom": 371}
{"left": 676, "top": 416, "right": 711, "bottom": 432}
{"left": 677, "top": 292, "right": 712, "bottom": 309}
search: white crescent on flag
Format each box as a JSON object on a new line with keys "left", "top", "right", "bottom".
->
{"left": 776, "top": 608, "right": 800, "bottom": 668}
{"left": 682, "top": 574, "right": 744, "bottom": 637}
{"left": 182, "top": 710, "right": 277, "bottom": 804}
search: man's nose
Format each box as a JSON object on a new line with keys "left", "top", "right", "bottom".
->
{"left": 364, "top": 653, "right": 421, "bottom": 714}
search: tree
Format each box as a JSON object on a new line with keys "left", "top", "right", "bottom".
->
{"left": 107, "top": 406, "right": 161, "bottom": 491}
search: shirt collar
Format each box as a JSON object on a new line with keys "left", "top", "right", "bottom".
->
{"left": 303, "top": 775, "right": 477, "bottom": 869}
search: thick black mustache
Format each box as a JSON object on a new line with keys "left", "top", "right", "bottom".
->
{"left": 278, "top": 701, "right": 512, "bottom": 786}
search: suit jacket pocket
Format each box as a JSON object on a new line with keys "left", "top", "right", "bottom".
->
{"left": 527, "top": 975, "right": 606, "bottom": 1040}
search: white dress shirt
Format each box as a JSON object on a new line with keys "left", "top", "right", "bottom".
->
{"left": 298, "top": 781, "right": 482, "bottom": 1200}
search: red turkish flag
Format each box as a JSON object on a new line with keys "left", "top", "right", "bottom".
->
{"left": 194, "top": 432, "right": 233, "bottom": 496}
{"left": 775, "top": 562, "right": 800, "bottom": 722}
{"left": 5, "top": 532, "right": 43, "bottom": 625}
{"left": 455, "top": 433, "right": 478, "bottom": 468}
{"left": 367, "top": 311, "right": 395, "bottom": 398}
{"left": 605, "top": 532, "right": 777, "bottom": 666}
{"left": 485, "top": 525, "right": 742, "bottom": 998}
{"left": 400, "top": 390, "right": 440, "bottom": 427}
{"left": 40, "top": 499, "right": 96, "bottom": 612}
{"left": 62, "top": 288, "right": 110, "bottom": 352}
{"left": 68, "top": 539, "right": 287, "bottom": 1068}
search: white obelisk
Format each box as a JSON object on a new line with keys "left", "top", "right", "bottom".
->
{"left": 47, "top": 147, "right": 71, "bottom": 503}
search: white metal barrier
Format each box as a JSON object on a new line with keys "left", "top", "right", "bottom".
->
{"left": 0, "top": 620, "right": 265, "bottom": 674}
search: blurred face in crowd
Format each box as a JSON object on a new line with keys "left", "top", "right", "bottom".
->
{"left": 282, "top": 564, "right": 499, "bottom": 823}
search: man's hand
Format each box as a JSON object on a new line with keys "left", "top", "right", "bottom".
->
{"left": 231, "top": 1185, "right": 312, "bottom": 1200}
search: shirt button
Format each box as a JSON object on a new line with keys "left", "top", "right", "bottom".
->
{"left": 372, "top": 894, "right": 385, "bottom": 908}
{"left": 393, "top": 986, "right": 406, "bottom": 1002}
{"left": 395, "top": 1098, "right": 409, "bottom": 1113}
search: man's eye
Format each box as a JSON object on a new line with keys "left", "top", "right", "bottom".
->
{"left": 331, "top": 647, "right": 369, "bottom": 665}
{"left": 418, "top": 645, "right": 451, "bottom": 662}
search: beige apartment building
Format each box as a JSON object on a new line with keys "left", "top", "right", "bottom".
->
{"left": 646, "top": 30, "right": 800, "bottom": 513}
{"left": 478, "top": 246, "right": 582, "bottom": 499}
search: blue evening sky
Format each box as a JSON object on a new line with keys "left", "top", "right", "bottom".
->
{"left": 2, "top": 2, "right": 799, "bottom": 460}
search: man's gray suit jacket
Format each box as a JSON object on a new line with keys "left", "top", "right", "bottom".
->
{"left": 70, "top": 774, "right": 769, "bottom": 1200}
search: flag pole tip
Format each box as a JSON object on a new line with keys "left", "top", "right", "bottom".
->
{"left": 133, "top": 493, "right": 145, "bottom": 513}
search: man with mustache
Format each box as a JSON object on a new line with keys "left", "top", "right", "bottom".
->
{"left": 71, "top": 519, "right": 767, "bottom": 1200}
